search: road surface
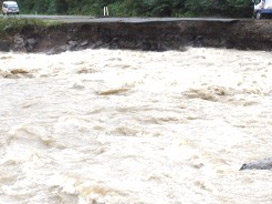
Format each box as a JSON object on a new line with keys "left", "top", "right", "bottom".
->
{"left": 0, "top": 14, "right": 243, "bottom": 23}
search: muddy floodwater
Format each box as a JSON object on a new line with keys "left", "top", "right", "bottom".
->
{"left": 0, "top": 48, "right": 272, "bottom": 204}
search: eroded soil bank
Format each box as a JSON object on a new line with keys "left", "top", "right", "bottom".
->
{"left": 1, "top": 18, "right": 272, "bottom": 53}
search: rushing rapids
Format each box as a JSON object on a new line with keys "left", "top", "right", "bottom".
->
{"left": 0, "top": 48, "right": 272, "bottom": 203}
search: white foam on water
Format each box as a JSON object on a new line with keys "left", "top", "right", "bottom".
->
{"left": 0, "top": 48, "right": 272, "bottom": 203}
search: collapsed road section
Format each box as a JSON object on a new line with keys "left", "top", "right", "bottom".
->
{"left": 1, "top": 17, "right": 272, "bottom": 53}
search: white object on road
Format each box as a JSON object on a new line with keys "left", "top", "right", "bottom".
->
{"left": 104, "top": 6, "right": 109, "bottom": 16}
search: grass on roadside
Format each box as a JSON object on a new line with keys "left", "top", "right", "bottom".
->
{"left": 0, "top": 17, "right": 62, "bottom": 37}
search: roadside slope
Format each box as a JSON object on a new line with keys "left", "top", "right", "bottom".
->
{"left": 1, "top": 18, "right": 272, "bottom": 53}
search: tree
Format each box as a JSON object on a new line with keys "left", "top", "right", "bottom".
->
{"left": 17, "top": 0, "right": 254, "bottom": 17}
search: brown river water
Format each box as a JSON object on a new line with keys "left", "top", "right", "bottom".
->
{"left": 0, "top": 48, "right": 272, "bottom": 204}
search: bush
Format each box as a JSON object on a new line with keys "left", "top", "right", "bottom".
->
{"left": 18, "top": 0, "right": 254, "bottom": 18}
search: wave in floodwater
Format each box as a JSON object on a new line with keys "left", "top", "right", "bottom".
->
{"left": 0, "top": 48, "right": 272, "bottom": 204}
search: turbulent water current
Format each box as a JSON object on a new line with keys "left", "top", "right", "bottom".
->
{"left": 0, "top": 48, "right": 272, "bottom": 204}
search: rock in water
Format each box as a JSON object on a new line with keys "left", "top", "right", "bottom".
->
{"left": 240, "top": 158, "right": 272, "bottom": 171}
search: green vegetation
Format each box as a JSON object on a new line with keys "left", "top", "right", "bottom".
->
{"left": 18, "top": 0, "right": 253, "bottom": 17}
{"left": 0, "top": 18, "right": 62, "bottom": 37}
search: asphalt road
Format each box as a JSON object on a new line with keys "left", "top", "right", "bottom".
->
{"left": 0, "top": 14, "right": 243, "bottom": 23}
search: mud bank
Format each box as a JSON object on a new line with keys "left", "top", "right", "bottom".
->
{"left": 1, "top": 18, "right": 272, "bottom": 53}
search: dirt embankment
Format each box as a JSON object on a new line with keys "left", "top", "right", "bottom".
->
{"left": 1, "top": 19, "right": 272, "bottom": 53}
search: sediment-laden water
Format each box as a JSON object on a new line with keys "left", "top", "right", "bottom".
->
{"left": 0, "top": 48, "right": 272, "bottom": 204}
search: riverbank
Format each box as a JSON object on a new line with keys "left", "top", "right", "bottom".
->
{"left": 1, "top": 17, "right": 272, "bottom": 53}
